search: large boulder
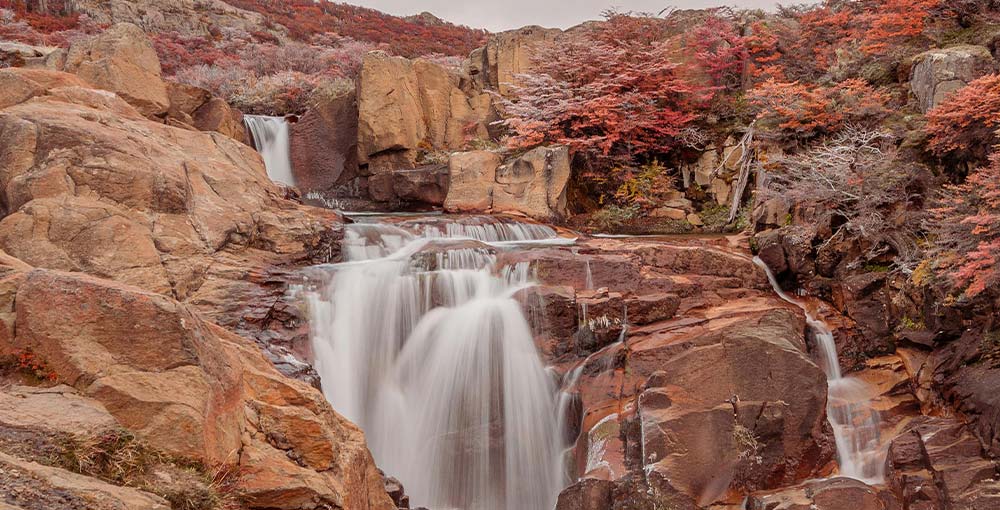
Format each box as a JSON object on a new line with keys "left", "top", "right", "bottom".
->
{"left": 445, "top": 146, "right": 571, "bottom": 220}
{"left": 59, "top": 23, "right": 170, "bottom": 118}
{"left": 357, "top": 51, "right": 494, "bottom": 199}
{"left": 748, "top": 478, "right": 900, "bottom": 510}
{"left": 290, "top": 88, "right": 361, "bottom": 198}
{"left": 910, "top": 45, "right": 995, "bottom": 113}
{"left": 0, "top": 67, "right": 340, "bottom": 377}
{"left": 0, "top": 264, "right": 395, "bottom": 510}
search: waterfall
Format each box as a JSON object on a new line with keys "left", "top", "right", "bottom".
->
{"left": 244, "top": 115, "right": 296, "bottom": 186}
{"left": 306, "top": 217, "right": 569, "bottom": 510}
{"left": 754, "top": 257, "right": 887, "bottom": 483}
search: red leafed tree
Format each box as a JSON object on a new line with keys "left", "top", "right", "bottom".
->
{"left": 749, "top": 78, "right": 890, "bottom": 144}
{"left": 689, "top": 13, "right": 750, "bottom": 91}
{"left": 930, "top": 156, "right": 1000, "bottom": 297}
{"left": 860, "top": 0, "right": 942, "bottom": 54}
{"left": 500, "top": 13, "right": 704, "bottom": 163}
{"left": 926, "top": 74, "right": 1000, "bottom": 162}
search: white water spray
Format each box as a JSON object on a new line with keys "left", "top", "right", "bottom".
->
{"left": 754, "top": 257, "right": 886, "bottom": 483}
{"left": 244, "top": 115, "right": 296, "bottom": 186}
{"left": 307, "top": 217, "right": 569, "bottom": 510}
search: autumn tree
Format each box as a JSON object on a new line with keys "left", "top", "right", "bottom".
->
{"left": 926, "top": 74, "right": 1000, "bottom": 163}
{"left": 928, "top": 156, "right": 1000, "bottom": 297}
{"left": 749, "top": 78, "right": 890, "bottom": 145}
{"left": 501, "top": 13, "right": 706, "bottom": 162}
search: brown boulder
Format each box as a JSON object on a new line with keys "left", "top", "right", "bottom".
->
{"left": 910, "top": 45, "right": 995, "bottom": 113}
{"left": 290, "top": 88, "right": 361, "bottom": 198}
{"left": 192, "top": 96, "right": 247, "bottom": 143}
{"left": 391, "top": 165, "right": 450, "bottom": 205}
{"left": 60, "top": 23, "right": 170, "bottom": 118}
{"left": 0, "top": 266, "right": 394, "bottom": 510}
{"left": 445, "top": 150, "right": 502, "bottom": 212}
{"left": 445, "top": 146, "right": 571, "bottom": 220}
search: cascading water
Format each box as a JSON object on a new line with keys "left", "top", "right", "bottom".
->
{"left": 306, "top": 217, "right": 568, "bottom": 510}
{"left": 754, "top": 257, "right": 886, "bottom": 483}
{"left": 244, "top": 115, "right": 296, "bottom": 186}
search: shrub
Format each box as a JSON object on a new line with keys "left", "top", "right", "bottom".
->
{"left": 925, "top": 74, "right": 1000, "bottom": 162}
{"left": 749, "top": 78, "right": 891, "bottom": 144}
{"left": 927, "top": 155, "right": 1000, "bottom": 297}
{"left": 591, "top": 204, "right": 641, "bottom": 231}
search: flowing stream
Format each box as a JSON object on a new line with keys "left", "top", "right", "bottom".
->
{"left": 306, "top": 216, "right": 571, "bottom": 510}
{"left": 244, "top": 115, "right": 296, "bottom": 186}
{"left": 754, "top": 257, "right": 887, "bottom": 483}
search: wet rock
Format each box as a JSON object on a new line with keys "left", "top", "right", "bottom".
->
{"left": 555, "top": 478, "right": 614, "bottom": 510}
{"left": 290, "top": 88, "right": 360, "bottom": 198}
{"left": 885, "top": 416, "right": 1000, "bottom": 509}
{"left": 391, "top": 165, "right": 450, "bottom": 205}
{"left": 748, "top": 477, "right": 900, "bottom": 510}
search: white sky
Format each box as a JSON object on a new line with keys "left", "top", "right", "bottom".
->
{"left": 349, "top": 1, "right": 782, "bottom": 32}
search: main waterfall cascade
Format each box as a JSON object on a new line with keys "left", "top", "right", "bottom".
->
{"left": 306, "top": 217, "right": 571, "bottom": 510}
{"left": 244, "top": 115, "right": 296, "bottom": 186}
{"left": 754, "top": 257, "right": 887, "bottom": 483}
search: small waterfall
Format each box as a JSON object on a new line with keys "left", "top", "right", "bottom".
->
{"left": 306, "top": 217, "right": 570, "bottom": 510}
{"left": 754, "top": 257, "right": 886, "bottom": 483}
{"left": 244, "top": 115, "right": 296, "bottom": 186}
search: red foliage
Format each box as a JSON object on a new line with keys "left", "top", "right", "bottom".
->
{"left": 501, "top": 13, "right": 704, "bottom": 163}
{"left": 925, "top": 74, "right": 1000, "bottom": 160}
{"left": 219, "top": 0, "right": 486, "bottom": 58}
{"left": 4, "top": 348, "right": 58, "bottom": 382}
{"left": 153, "top": 32, "right": 237, "bottom": 76}
{"left": 860, "top": 0, "right": 942, "bottom": 54}
{"left": 689, "top": 13, "right": 750, "bottom": 91}
{"left": 931, "top": 156, "right": 1000, "bottom": 297}
{"left": 0, "top": 0, "right": 79, "bottom": 32}
{"left": 749, "top": 78, "right": 891, "bottom": 143}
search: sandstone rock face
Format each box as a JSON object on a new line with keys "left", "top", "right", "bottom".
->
{"left": 61, "top": 23, "right": 170, "bottom": 118}
{"left": 0, "top": 67, "right": 340, "bottom": 376}
{"left": 445, "top": 146, "right": 570, "bottom": 220}
{"left": 910, "top": 45, "right": 995, "bottom": 113}
{"left": 73, "top": 0, "right": 273, "bottom": 37}
{"left": 0, "top": 265, "right": 394, "bottom": 510}
{"left": 469, "top": 26, "right": 562, "bottom": 95}
{"left": 516, "top": 236, "right": 832, "bottom": 506}
{"left": 290, "top": 89, "right": 361, "bottom": 198}
{"left": 357, "top": 51, "right": 493, "bottom": 199}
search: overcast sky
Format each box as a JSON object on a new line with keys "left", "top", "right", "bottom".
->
{"left": 350, "top": 1, "right": 780, "bottom": 32}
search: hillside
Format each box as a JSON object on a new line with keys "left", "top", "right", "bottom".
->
{"left": 1, "top": 1, "right": 1000, "bottom": 510}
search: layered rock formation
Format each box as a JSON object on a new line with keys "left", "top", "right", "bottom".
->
{"left": 0, "top": 31, "right": 339, "bottom": 374}
{"left": 0, "top": 260, "right": 393, "bottom": 510}
{"left": 357, "top": 51, "right": 494, "bottom": 201}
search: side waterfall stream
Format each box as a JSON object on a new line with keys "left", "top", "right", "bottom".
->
{"left": 305, "top": 216, "right": 574, "bottom": 510}
{"left": 754, "top": 257, "right": 887, "bottom": 483}
{"left": 244, "top": 115, "right": 296, "bottom": 187}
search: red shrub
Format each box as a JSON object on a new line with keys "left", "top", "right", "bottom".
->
{"left": 925, "top": 74, "right": 1000, "bottom": 161}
